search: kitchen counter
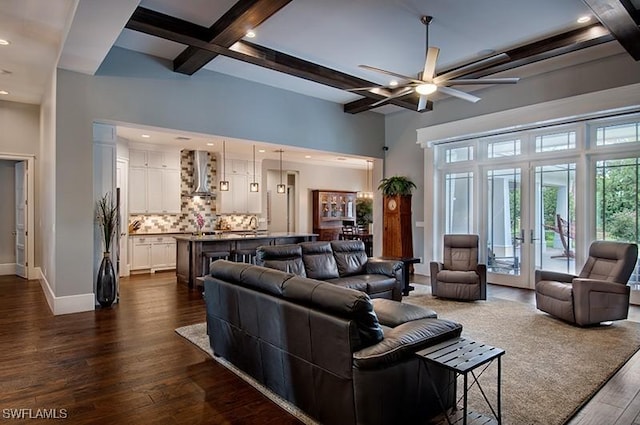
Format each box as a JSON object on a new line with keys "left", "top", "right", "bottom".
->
{"left": 172, "top": 232, "right": 316, "bottom": 242}
{"left": 174, "top": 232, "right": 317, "bottom": 288}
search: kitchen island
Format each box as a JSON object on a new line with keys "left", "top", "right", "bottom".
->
{"left": 173, "top": 232, "right": 317, "bottom": 288}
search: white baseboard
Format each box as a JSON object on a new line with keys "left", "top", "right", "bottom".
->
{"left": 38, "top": 270, "right": 95, "bottom": 315}
{"left": 0, "top": 263, "right": 16, "bottom": 275}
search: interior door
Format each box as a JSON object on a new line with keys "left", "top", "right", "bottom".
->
{"left": 14, "top": 161, "right": 27, "bottom": 278}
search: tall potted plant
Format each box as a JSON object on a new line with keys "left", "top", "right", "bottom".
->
{"left": 96, "top": 192, "right": 118, "bottom": 308}
{"left": 378, "top": 176, "right": 417, "bottom": 259}
{"left": 356, "top": 197, "right": 373, "bottom": 233}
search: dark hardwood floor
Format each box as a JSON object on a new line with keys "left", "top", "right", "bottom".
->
{"left": 0, "top": 273, "right": 302, "bottom": 425}
{"left": 1, "top": 272, "right": 639, "bottom": 424}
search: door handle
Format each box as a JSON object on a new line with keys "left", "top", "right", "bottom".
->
{"left": 513, "top": 229, "right": 525, "bottom": 243}
{"left": 11, "top": 231, "right": 17, "bottom": 236}
{"left": 530, "top": 229, "right": 539, "bottom": 244}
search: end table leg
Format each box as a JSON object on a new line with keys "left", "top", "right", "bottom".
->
{"left": 463, "top": 373, "right": 468, "bottom": 425}
{"left": 498, "top": 356, "right": 502, "bottom": 424}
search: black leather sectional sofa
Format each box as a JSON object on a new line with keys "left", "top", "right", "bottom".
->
{"left": 255, "top": 240, "right": 404, "bottom": 301}
{"left": 204, "top": 260, "right": 463, "bottom": 425}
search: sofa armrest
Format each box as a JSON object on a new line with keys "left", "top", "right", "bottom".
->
{"left": 535, "top": 269, "right": 575, "bottom": 284}
{"left": 353, "top": 318, "right": 462, "bottom": 370}
{"left": 429, "top": 261, "right": 443, "bottom": 291}
{"left": 365, "top": 258, "right": 402, "bottom": 277}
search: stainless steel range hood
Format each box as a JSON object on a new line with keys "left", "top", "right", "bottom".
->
{"left": 190, "top": 150, "right": 213, "bottom": 197}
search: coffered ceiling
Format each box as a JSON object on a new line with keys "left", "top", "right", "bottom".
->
{"left": 0, "top": 0, "right": 638, "bottom": 161}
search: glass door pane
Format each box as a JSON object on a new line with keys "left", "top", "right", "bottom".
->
{"left": 486, "top": 168, "right": 522, "bottom": 278}
{"left": 533, "top": 163, "right": 576, "bottom": 275}
{"left": 595, "top": 158, "right": 640, "bottom": 298}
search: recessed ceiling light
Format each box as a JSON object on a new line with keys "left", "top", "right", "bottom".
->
{"left": 175, "top": 136, "right": 191, "bottom": 141}
{"left": 141, "top": 134, "right": 151, "bottom": 138}
{"left": 206, "top": 143, "right": 214, "bottom": 146}
{"left": 389, "top": 80, "right": 398, "bottom": 87}
{"left": 577, "top": 16, "right": 591, "bottom": 23}
{"left": 0, "top": 69, "right": 12, "bottom": 75}
{"left": 0, "top": 90, "right": 8, "bottom": 95}
{"left": 0, "top": 39, "right": 10, "bottom": 46}
{"left": 246, "top": 30, "right": 256, "bottom": 38}
{"left": 337, "top": 157, "right": 346, "bottom": 161}
{"left": 258, "top": 149, "right": 265, "bottom": 153}
{"left": 305, "top": 155, "right": 311, "bottom": 159}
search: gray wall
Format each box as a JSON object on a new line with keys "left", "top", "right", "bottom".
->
{"left": 0, "top": 100, "right": 41, "bottom": 268}
{"left": 384, "top": 51, "right": 640, "bottom": 267}
{"left": 54, "top": 46, "right": 385, "bottom": 299}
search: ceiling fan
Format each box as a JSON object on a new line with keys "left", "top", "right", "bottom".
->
{"left": 350, "top": 16, "right": 520, "bottom": 111}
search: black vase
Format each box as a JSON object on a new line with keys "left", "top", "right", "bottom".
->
{"left": 96, "top": 253, "right": 116, "bottom": 308}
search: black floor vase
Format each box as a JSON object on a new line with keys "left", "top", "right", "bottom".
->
{"left": 97, "top": 253, "right": 116, "bottom": 308}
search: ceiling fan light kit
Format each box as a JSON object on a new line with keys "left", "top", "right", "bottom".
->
{"left": 354, "top": 15, "right": 520, "bottom": 111}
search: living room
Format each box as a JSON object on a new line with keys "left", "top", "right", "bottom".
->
{"left": 1, "top": 1, "right": 640, "bottom": 424}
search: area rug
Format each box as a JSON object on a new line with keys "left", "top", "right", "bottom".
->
{"left": 177, "top": 287, "right": 640, "bottom": 425}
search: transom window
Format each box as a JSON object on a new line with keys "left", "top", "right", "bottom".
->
{"left": 595, "top": 122, "right": 640, "bottom": 146}
{"left": 445, "top": 146, "right": 474, "bottom": 163}
{"left": 535, "top": 131, "right": 576, "bottom": 152}
{"left": 487, "top": 139, "right": 521, "bottom": 158}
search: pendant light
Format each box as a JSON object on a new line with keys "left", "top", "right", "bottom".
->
{"left": 276, "top": 149, "right": 286, "bottom": 194}
{"left": 249, "top": 145, "right": 259, "bottom": 192}
{"left": 358, "top": 159, "right": 374, "bottom": 199}
{"left": 219, "top": 140, "right": 229, "bottom": 191}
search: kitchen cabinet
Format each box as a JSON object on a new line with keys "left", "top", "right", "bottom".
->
{"left": 150, "top": 236, "right": 177, "bottom": 270}
{"left": 217, "top": 158, "right": 261, "bottom": 213}
{"left": 312, "top": 190, "right": 357, "bottom": 241}
{"left": 129, "top": 148, "right": 181, "bottom": 214}
{"left": 130, "top": 235, "right": 176, "bottom": 272}
{"left": 130, "top": 236, "right": 152, "bottom": 270}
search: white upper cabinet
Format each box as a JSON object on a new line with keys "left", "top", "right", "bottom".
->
{"left": 217, "top": 157, "right": 262, "bottom": 214}
{"left": 129, "top": 147, "right": 182, "bottom": 214}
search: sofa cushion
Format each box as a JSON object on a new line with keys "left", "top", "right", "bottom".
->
{"left": 301, "top": 242, "right": 340, "bottom": 279}
{"left": 330, "top": 240, "right": 368, "bottom": 276}
{"left": 371, "top": 298, "right": 437, "bottom": 327}
{"left": 327, "top": 274, "right": 397, "bottom": 296}
{"left": 255, "top": 244, "right": 307, "bottom": 277}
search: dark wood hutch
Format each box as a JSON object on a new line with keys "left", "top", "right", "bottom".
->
{"left": 312, "top": 190, "right": 357, "bottom": 241}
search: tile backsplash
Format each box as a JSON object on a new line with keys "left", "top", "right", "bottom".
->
{"left": 128, "top": 150, "right": 261, "bottom": 234}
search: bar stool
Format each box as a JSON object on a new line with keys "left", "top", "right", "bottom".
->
{"left": 232, "top": 248, "right": 256, "bottom": 264}
{"left": 202, "top": 250, "right": 231, "bottom": 276}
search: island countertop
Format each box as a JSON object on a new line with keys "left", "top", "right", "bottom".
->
{"left": 172, "top": 232, "right": 317, "bottom": 242}
{"left": 174, "top": 232, "right": 317, "bottom": 288}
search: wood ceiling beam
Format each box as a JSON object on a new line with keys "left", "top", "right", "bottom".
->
{"left": 172, "top": 0, "right": 293, "bottom": 75}
{"left": 126, "top": 7, "right": 419, "bottom": 111}
{"left": 582, "top": 0, "right": 640, "bottom": 60}
{"left": 344, "top": 23, "right": 614, "bottom": 114}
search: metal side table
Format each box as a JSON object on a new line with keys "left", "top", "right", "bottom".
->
{"left": 416, "top": 337, "right": 505, "bottom": 425}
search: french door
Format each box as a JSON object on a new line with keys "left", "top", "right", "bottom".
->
{"left": 483, "top": 160, "right": 576, "bottom": 288}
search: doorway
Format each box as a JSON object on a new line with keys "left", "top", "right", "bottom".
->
{"left": 483, "top": 161, "right": 576, "bottom": 289}
{"left": 0, "top": 155, "right": 34, "bottom": 279}
{"left": 267, "top": 169, "right": 298, "bottom": 233}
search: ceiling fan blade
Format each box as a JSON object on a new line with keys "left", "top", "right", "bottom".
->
{"left": 369, "top": 87, "right": 415, "bottom": 108}
{"left": 437, "top": 86, "right": 481, "bottom": 103}
{"left": 417, "top": 95, "right": 428, "bottom": 111}
{"left": 445, "top": 77, "right": 520, "bottom": 86}
{"left": 434, "top": 53, "right": 511, "bottom": 84}
{"left": 422, "top": 47, "right": 440, "bottom": 81}
{"left": 359, "top": 65, "right": 423, "bottom": 85}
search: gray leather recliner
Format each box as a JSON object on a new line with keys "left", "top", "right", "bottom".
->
{"left": 430, "top": 234, "right": 487, "bottom": 300}
{"left": 535, "top": 240, "right": 638, "bottom": 326}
